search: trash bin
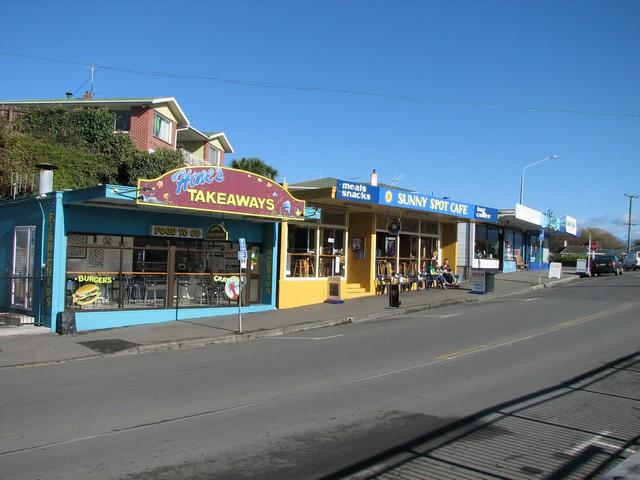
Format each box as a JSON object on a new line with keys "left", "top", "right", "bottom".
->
{"left": 56, "top": 311, "right": 76, "bottom": 335}
{"left": 485, "top": 271, "right": 495, "bottom": 292}
{"left": 389, "top": 283, "right": 401, "bottom": 308}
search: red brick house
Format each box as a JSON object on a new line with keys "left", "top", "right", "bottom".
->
{"left": 0, "top": 96, "right": 233, "bottom": 166}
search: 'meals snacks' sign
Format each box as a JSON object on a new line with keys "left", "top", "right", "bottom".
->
{"left": 137, "top": 167, "right": 305, "bottom": 220}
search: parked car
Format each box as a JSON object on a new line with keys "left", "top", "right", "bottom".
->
{"left": 622, "top": 251, "right": 640, "bottom": 271}
{"left": 590, "top": 255, "right": 623, "bottom": 276}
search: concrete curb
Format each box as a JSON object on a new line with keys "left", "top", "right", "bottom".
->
{"left": 1, "top": 274, "right": 583, "bottom": 368}
{"left": 121, "top": 274, "right": 583, "bottom": 357}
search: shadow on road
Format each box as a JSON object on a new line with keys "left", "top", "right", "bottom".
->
{"left": 322, "top": 351, "right": 640, "bottom": 480}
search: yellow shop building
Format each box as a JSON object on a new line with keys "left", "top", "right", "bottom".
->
{"left": 276, "top": 175, "right": 498, "bottom": 308}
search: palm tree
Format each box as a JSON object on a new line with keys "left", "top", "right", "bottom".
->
{"left": 230, "top": 157, "right": 279, "bottom": 180}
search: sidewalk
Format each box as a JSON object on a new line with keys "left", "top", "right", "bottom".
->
{"left": 0, "top": 269, "right": 579, "bottom": 368}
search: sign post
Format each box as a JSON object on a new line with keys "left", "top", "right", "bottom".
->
{"left": 237, "top": 238, "right": 247, "bottom": 333}
{"left": 538, "top": 228, "right": 544, "bottom": 285}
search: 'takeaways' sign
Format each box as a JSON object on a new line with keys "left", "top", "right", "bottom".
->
{"left": 137, "top": 167, "right": 305, "bottom": 221}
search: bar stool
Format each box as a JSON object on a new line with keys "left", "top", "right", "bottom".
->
{"left": 144, "top": 277, "right": 158, "bottom": 305}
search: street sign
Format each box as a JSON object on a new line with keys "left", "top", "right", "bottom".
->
{"left": 239, "top": 237, "right": 247, "bottom": 251}
{"left": 237, "top": 250, "right": 248, "bottom": 261}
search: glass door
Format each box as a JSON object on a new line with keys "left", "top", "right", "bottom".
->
{"left": 247, "top": 245, "right": 262, "bottom": 304}
{"left": 11, "top": 226, "right": 36, "bottom": 309}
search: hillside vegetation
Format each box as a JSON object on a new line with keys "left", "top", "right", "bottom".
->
{"left": 0, "top": 106, "right": 183, "bottom": 198}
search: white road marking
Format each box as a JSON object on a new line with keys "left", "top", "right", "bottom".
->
{"left": 273, "top": 334, "right": 344, "bottom": 341}
{"left": 524, "top": 298, "right": 539, "bottom": 302}
{"left": 566, "top": 431, "right": 637, "bottom": 456}
{"left": 401, "top": 313, "right": 462, "bottom": 318}
{"left": 436, "top": 304, "right": 634, "bottom": 362}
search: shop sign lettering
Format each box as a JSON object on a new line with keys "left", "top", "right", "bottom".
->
{"left": 381, "top": 189, "right": 475, "bottom": 220}
{"left": 137, "top": 167, "right": 305, "bottom": 221}
{"left": 206, "top": 224, "right": 229, "bottom": 241}
{"left": 335, "top": 180, "right": 379, "bottom": 203}
{"left": 150, "top": 225, "right": 203, "bottom": 239}
{"left": 45, "top": 211, "right": 55, "bottom": 309}
{"left": 474, "top": 205, "right": 499, "bottom": 223}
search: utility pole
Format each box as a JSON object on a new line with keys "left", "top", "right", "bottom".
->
{"left": 624, "top": 193, "right": 638, "bottom": 254}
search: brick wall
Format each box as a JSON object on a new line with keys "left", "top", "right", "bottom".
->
{"left": 129, "top": 107, "right": 176, "bottom": 152}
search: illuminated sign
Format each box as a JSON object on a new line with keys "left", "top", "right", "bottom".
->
{"left": 137, "top": 167, "right": 305, "bottom": 221}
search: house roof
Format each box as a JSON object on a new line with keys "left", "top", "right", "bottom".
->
{"left": 0, "top": 97, "right": 190, "bottom": 128}
{"left": 176, "top": 127, "right": 234, "bottom": 153}
{"left": 290, "top": 177, "right": 414, "bottom": 191}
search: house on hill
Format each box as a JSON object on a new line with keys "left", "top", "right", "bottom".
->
{"left": 0, "top": 95, "right": 233, "bottom": 167}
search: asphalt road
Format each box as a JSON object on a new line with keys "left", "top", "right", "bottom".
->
{"left": 1, "top": 273, "right": 639, "bottom": 479}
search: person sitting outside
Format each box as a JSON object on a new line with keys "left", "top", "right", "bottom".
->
{"left": 427, "top": 262, "right": 447, "bottom": 289}
{"left": 441, "top": 258, "right": 462, "bottom": 287}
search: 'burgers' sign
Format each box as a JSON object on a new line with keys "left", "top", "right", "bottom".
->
{"left": 137, "top": 167, "right": 305, "bottom": 221}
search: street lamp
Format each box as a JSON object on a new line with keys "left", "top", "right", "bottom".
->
{"left": 519, "top": 155, "right": 558, "bottom": 205}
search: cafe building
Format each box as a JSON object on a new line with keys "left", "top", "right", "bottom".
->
{"left": 278, "top": 175, "right": 492, "bottom": 308}
{"left": 0, "top": 166, "right": 305, "bottom": 331}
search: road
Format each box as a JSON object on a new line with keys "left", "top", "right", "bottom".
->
{"left": 1, "top": 273, "right": 639, "bottom": 479}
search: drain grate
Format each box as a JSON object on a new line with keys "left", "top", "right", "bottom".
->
{"left": 77, "top": 339, "right": 141, "bottom": 354}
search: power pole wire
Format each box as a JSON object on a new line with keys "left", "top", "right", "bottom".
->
{"left": 1, "top": 50, "right": 639, "bottom": 119}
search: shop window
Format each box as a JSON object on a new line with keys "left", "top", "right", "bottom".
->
{"left": 65, "top": 233, "right": 263, "bottom": 311}
{"left": 487, "top": 226, "right": 500, "bottom": 259}
{"left": 475, "top": 224, "right": 499, "bottom": 259}
{"left": 153, "top": 113, "right": 172, "bottom": 143}
{"left": 376, "top": 232, "right": 397, "bottom": 276}
{"left": 321, "top": 206, "right": 346, "bottom": 226}
{"left": 475, "top": 224, "right": 488, "bottom": 258}
{"left": 420, "top": 236, "right": 438, "bottom": 270}
{"left": 287, "top": 224, "right": 317, "bottom": 277}
{"left": 319, "top": 228, "right": 345, "bottom": 277}
{"left": 503, "top": 229, "right": 515, "bottom": 261}
{"left": 11, "top": 226, "right": 36, "bottom": 309}
{"left": 399, "top": 234, "right": 418, "bottom": 275}
{"left": 421, "top": 221, "right": 438, "bottom": 235}
{"left": 514, "top": 231, "right": 524, "bottom": 265}
{"left": 402, "top": 217, "right": 419, "bottom": 233}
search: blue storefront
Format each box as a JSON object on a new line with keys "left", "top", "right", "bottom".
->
{"left": 0, "top": 167, "right": 305, "bottom": 332}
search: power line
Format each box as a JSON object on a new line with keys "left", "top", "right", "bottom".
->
{"left": 1, "top": 49, "right": 639, "bottom": 119}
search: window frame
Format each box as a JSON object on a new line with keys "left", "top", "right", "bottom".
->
{"left": 152, "top": 112, "right": 173, "bottom": 144}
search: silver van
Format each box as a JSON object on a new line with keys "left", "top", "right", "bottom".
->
{"left": 622, "top": 251, "right": 640, "bottom": 271}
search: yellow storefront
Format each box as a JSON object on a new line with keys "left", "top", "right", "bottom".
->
{"left": 276, "top": 178, "right": 466, "bottom": 309}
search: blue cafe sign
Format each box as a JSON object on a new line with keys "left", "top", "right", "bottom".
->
{"left": 336, "top": 180, "right": 379, "bottom": 203}
{"left": 335, "top": 180, "right": 498, "bottom": 222}
{"left": 380, "top": 187, "right": 475, "bottom": 219}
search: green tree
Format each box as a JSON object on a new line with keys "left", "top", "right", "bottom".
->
{"left": 0, "top": 106, "right": 184, "bottom": 198}
{"left": 578, "top": 227, "right": 624, "bottom": 250}
{"left": 230, "top": 157, "right": 279, "bottom": 180}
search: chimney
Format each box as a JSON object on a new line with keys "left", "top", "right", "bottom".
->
{"left": 82, "top": 90, "right": 94, "bottom": 100}
{"left": 36, "top": 163, "right": 58, "bottom": 196}
{"left": 370, "top": 169, "right": 378, "bottom": 186}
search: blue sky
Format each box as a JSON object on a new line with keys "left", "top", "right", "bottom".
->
{"left": 1, "top": 0, "right": 639, "bottom": 241}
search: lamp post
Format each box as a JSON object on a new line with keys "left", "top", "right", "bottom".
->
{"left": 519, "top": 155, "right": 557, "bottom": 205}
